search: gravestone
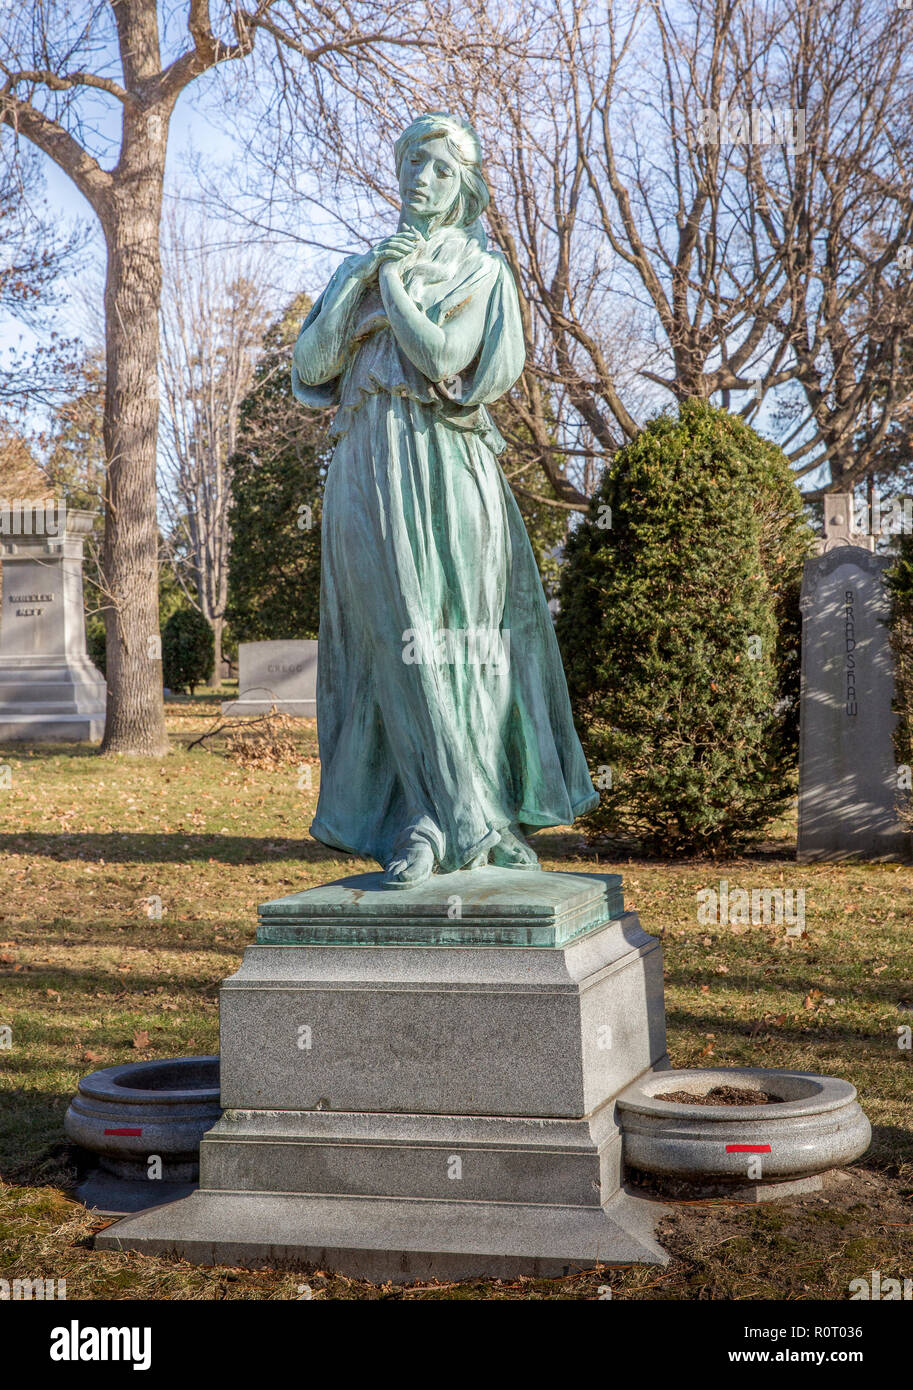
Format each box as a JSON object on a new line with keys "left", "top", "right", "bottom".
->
{"left": 0, "top": 504, "right": 106, "bottom": 742}
{"left": 797, "top": 494, "right": 908, "bottom": 861}
{"left": 221, "top": 639, "right": 317, "bottom": 717}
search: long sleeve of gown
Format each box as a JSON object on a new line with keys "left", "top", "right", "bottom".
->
{"left": 292, "top": 258, "right": 366, "bottom": 405}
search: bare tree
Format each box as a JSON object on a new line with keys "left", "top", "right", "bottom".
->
{"left": 0, "top": 422, "right": 52, "bottom": 497}
{"left": 0, "top": 0, "right": 460, "bottom": 753}
{"left": 267, "top": 0, "right": 913, "bottom": 506}
{"left": 240, "top": 0, "right": 794, "bottom": 507}
{"left": 0, "top": 138, "right": 85, "bottom": 419}
{"left": 734, "top": 0, "right": 913, "bottom": 491}
{"left": 479, "top": 0, "right": 913, "bottom": 499}
{"left": 159, "top": 211, "right": 275, "bottom": 683}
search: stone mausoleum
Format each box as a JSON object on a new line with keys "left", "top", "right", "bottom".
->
{"left": 0, "top": 497, "right": 107, "bottom": 742}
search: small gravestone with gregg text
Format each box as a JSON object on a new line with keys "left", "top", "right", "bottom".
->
{"left": 221, "top": 639, "right": 317, "bottom": 718}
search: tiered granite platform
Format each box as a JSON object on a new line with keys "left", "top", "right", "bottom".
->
{"left": 96, "top": 866, "right": 670, "bottom": 1280}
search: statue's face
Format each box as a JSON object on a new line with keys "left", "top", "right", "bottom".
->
{"left": 399, "top": 137, "right": 461, "bottom": 220}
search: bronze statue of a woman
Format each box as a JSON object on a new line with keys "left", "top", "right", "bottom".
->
{"left": 292, "top": 112, "right": 597, "bottom": 888}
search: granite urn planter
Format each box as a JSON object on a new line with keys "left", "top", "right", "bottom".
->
{"left": 65, "top": 1056, "right": 221, "bottom": 1184}
{"left": 617, "top": 1066, "right": 871, "bottom": 1200}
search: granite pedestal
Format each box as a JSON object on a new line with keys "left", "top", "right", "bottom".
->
{"left": 96, "top": 867, "right": 670, "bottom": 1280}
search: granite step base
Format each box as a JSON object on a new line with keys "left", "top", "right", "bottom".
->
{"left": 94, "top": 1185, "right": 669, "bottom": 1281}
{"left": 0, "top": 713, "right": 104, "bottom": 741}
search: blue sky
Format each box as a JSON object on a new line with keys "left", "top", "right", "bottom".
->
{"left": 1, "top": 39, "right": 827, "bottom": 494}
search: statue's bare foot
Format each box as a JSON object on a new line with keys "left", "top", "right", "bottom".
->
{"left": 382, "top": 838, "right": 435, "bottom": 889}
{"left": 490, "top": 825, "right": 538, "bottom": 870}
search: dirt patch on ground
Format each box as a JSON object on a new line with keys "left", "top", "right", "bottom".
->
{"left": 624, "top": 1165, "right": 913, "bottom": 1300}
{"left": 656, "top": 1085, "right": 784, "bottom": 1105}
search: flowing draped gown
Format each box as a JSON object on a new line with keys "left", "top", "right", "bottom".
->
{"left": 292, "top": 223, "right": 598, "bottom": 872}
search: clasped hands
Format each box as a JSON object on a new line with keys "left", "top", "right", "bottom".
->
{"left": 351, "top": 228, "right": 423, "bottom": 288}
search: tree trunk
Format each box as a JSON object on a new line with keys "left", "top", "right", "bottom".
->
{"left": 99, "top": 144, "right": 170, "bottom": 756}
{"left": 207, "top": 615, "right": 223, "bottom": 689}
{"left": 826, "top": 434, "right": 857, "bottom": 489}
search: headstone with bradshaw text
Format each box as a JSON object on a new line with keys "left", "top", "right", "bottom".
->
{"left": 0, "top": 503, "right": 106, "bottom": 742}
{"left": 797, "top": 494, "right": 908, "bottom": 861}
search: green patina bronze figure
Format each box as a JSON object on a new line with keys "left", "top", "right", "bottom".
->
{"left": 292, "top": 112, "right": 597, "bottom": 888}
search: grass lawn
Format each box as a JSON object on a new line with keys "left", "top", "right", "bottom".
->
{"left": 1, "top": 692, "right": 911, "bottom": 1300}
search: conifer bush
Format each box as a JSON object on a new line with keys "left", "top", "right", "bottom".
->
{"left": 227, "top": 294, "right": 325, "bottom": 644}
{"left": 162, "top": 608, "right": 214, "bottom": 696}
{"left": 556, "top": 399, "right": 811, "bottom": 854}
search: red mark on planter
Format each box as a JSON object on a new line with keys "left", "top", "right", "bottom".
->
{"left": 104, "top": 1127, "right": 142, "bottom": 1136}
{"left": 726, "top": 1144, "right": 771, "bottom": 1153}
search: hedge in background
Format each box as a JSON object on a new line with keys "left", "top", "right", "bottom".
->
{"left": 556, "top": 399, "right": 811, "bottom": 854}
{"left": 162, "top": 607, "right": 214, "bottom": 696}
{"left": 227, "top": 294, "right": 326, "bottom": 645}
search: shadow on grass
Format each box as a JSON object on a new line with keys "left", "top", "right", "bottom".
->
{"left": 533, "top": 828, "right": 799, "bottom": 866}
{"left": 3, "top": 962, "right": 229, "bottom": 995}
{"left": 866, "top": 1124, "right": 913, "bottom": 1169}
{"left": 3, "top": 925, "right": 258, "bottom": 954}
{"left": 665, "top": 1004, "right": 903, "bottom": 1050}
{"left": 0, "top": 742, "right": 101, "bottom": 760}
{"left": 0, "top": 831, "right": 348, "bottom": 867}
{"left": 662, "top": 967, "right": 913, "bottom": 1009}
{"left": 0, "top": 1088, "right": 78, "bottom": 1186}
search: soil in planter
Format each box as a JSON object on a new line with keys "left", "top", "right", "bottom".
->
{"left": 656, "top": 1085, "right": 784, "bottom": 1106}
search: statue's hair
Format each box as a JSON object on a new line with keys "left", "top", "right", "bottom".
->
{"left": 394, "top": 112, "right": 490, "bottom": 231}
